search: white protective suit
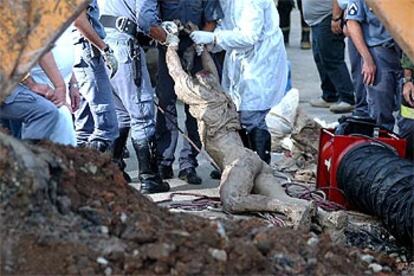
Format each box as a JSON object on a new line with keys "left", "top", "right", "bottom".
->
{"left": 215, "top": 0, "right": 288, "bottom": 111}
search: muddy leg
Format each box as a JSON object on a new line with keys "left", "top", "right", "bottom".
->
{"left": 253, "top": 166, "right": 316, "bottom": 226}
{"left": 219, "top": 155, "right": 315, "bottom": 226}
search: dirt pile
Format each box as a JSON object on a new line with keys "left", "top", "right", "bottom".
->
{"left": 0, "top": 136, "right": 398, "bottom": 275}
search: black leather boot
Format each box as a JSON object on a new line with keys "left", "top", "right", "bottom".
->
{"left": 301, "top": 28, "right": 311, "bottom": 50}
{"left": 132, "top": 138, "right": 170, "bottom": 194}
{"left": 89, "top": 139, "right": 112, "bottom": 153}
{"left": 112, "top": 127, "right": 132, "bottom": 183}
{"left": 249, "top": 128, "right": 272, "bottom": 164}
{"left": 282, "top": 29, "right": 290, "bottom": 44}
{"left": 239, "top": 128, "right": 252, "bottom": 149}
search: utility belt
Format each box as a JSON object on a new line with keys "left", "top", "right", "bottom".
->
{"left": 100, "top": 15, "right": 146, "bottom": 89}
{"left": 100, "top": 15, "right": 138, "bottom": 37}
{"left": 100, "top": 15, "right": 152, "bottom": 47}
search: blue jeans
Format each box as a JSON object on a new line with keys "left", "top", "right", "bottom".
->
{"left": 239, "top": 110, "right": 270, "bottom": 132}
{"left": 0, "top": 119, "right": 22, "bottom": 138}
{"left": 155, "top": 46, "right": 202, "bottom": 170}
{"left": 0, "top": 85, "right": 59, "bottom": 140}
{"left": 311, "top": 16, "right": 355, "bottom": 104}
{"left": 73, "top": 43, "right": 119, "bottom": 145}
{"left": 365, "top": 46, "right": 401, "bottom": 131}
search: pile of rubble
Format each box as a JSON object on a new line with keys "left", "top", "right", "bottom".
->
{"left": 0, "top": 134, "right": 411, "bottom": 274}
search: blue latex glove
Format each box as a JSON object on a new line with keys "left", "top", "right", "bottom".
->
{"left": 190, "top": 31, "right": 215, "bottom": 45}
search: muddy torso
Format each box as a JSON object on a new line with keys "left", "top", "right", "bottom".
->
{"left": 174, "top": 78, "right": 241, "bottom": 144}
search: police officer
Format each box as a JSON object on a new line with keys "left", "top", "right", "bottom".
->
{"left": 98, "top": 0, "right": 171, "bottom": 194}
{"left": 347, "top": 0, "right": 401, "bottom": 130}
{"left": 156, "top": 0, "right": 223, "bottom": 185}
{"left": 73, "top": 0, "right": 119, "bottom": 152}
{"left": 347, "top": 0, "right": 414, "bottom": 160}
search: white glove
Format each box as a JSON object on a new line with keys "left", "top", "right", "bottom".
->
{"left": 161, "top": 21, "right": 179, "bottom": 36}
{"left": 195, "top": 44, "right": 204, "bottom": 56}
{"left": 190, "top": 31, "right": 215, "bottom": 45}
{"left": 165, "top": 34, "right": 180, "bottom": 48}
{"left": 102, "top": 45, "right": 118, "bottom": 78}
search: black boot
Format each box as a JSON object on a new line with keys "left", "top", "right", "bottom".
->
{"left": 132, "top": 138, "right": 170, "bottom": 194}
{"left": 249, "top": 128, "right": 272, "bottom": 164}
{"left": 112, "top": 127, "right": 132, "bottom": 183}
{"left": 282, "top": 28, "right": 290, "bottom": 45}
{"left": 300, "top": 28, "right": 311, "bottom": 50}
{"left": 89, "top": 139, "right": 112, "bottom": 153}
{"left": 239, "top": 128, "right": 252, "bottom": 149}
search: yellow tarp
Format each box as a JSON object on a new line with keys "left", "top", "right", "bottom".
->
{"left": 0, "top": 0, "right": 88, "bottom": 103}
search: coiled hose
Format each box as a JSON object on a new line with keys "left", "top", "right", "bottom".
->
{"left": 337, "top": 142, "right": 414, "bottom": 246}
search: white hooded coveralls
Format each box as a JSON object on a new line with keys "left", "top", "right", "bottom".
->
{"left": 215, "top": 0, "right": 288, "bottom": 112}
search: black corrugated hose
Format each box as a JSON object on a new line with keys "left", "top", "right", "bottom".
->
{"left": 337, "top": 142, "right": 414, "bottom": 247}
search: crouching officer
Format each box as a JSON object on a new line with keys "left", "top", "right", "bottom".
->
{"left": 73, "top": 0, "right": 119, "bottom": 152}
{"left": 98, "top": 0, "right": 171, "bottom": 194}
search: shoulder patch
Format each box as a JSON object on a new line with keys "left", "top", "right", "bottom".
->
{"left": 348, "top": 3, "right": 358, "bottom": 16}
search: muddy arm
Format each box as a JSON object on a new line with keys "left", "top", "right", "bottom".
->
{"left": 201, "top": 48, "right": 220, "bottom": 81}
{"left": 166, "top": 46, "right": 191, "bottom": 85}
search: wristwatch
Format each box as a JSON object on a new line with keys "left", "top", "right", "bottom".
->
{"left": 69, "top": 82, "right": 80, "bottom": 90}
{"left": 402, "top": 76, "right": 413, "bottom": 84}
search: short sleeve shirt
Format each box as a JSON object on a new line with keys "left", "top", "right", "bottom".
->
{"left": 158, "top": 0, "right": 223, "bottom": 28}
{"left": 337, "top": 0, "right": 348, "bottom": 10}
{"left": 73, "top": 0, "right": 106, "bottom": 43}
{"left": 88, "top": 0, "right": 106, "bottom": 39}
{"left": 98, "top": 0, "right": 161, "bottom": 35}
{"left": 346, "top": 0, "right": 393, "bottom": 47}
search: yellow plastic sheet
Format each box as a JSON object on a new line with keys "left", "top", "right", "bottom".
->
{"left": 0, "top": 0, "right": 88, "bottom": 103}
{"left": 366, "top": 0, "right": 414, "bottom": 62}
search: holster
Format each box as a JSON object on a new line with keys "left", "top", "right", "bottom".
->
{"left": 128, "top": 39, "right": 142, "bottom": 90}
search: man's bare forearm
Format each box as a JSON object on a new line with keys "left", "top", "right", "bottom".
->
{"left": 347, "top": 20, "right": 372, "bottom": 61}
{"left": 74, "top": 11, "right": 107, "bottom": 51}
{"left": 39, "top": 52, "right": 66, "bottom": 89}
{"left": 332, "top": 0, "right": 343, "bottom": 19}
{"left": 203, "top": 21, "right": 216, "bottom": 32}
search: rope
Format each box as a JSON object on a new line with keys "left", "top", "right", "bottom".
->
{"left": 156, "top": 192, "right": 221, "bottom": 212}
{"left": 282, "top": 181, "right": 346, "bottom": 211}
